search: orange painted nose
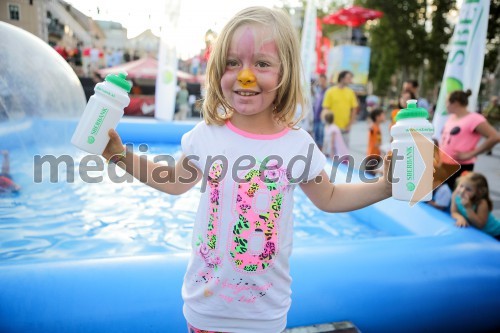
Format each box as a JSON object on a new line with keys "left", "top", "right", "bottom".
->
{"left": 237, "top": 69, "right": 256, "bottom": 87}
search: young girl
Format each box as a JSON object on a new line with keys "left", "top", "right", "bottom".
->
{"left": 451, "top": 172, "right": 500, "bottom": 239}
{"left": 322, "top": 112, "right": 348, "bottom": 159}
{"left": 102, "top": 7, "right": 392, "bottom": 333}
{"left": 365, "top": 109, "right": 385, "bottom": 176}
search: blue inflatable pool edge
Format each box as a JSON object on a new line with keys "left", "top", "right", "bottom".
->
{"left": 1, "top": 235, "right": 499, "bottom": 333}
{"left": 1, "top": 118, "right": 499, "bottom": 333}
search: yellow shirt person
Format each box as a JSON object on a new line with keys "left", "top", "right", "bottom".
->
{"left": 322, "top": 71, "right": 359, "bottom": 147}
{"left": 322, "top": 86, "right": 358, "bottom": 129}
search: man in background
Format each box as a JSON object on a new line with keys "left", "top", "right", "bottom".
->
{"left": 322, "top": 71, "right": 359, "bottom": 147}
{"left": 403, "top": 79, "right": 429, "bottom": 111}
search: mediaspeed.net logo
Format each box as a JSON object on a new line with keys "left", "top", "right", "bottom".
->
{"left": 408, "top": 130, "right": 460, "bottom": 206}
{"left": 32, "top": 139, "right": 461, "bottom": 205}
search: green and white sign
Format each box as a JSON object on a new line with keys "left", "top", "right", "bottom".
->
{"left": 432, "top": 0, "right": 490, "bottom": 140}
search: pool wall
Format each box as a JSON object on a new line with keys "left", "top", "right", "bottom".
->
{"left": 1, "top": 118, "right": 499, "bottom": 333}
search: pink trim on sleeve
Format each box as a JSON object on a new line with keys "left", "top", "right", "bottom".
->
{"left": 225, "top": 120, "right": 290, "bottom": 140}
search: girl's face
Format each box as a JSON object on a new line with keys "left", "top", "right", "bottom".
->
{"left": 221, "top": 24, "right": 280, "bottom": 117}
{"left": 457, "top": 180, "right": 476, "bottom": 200}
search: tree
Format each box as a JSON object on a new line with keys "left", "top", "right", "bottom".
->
{"left": 426, "top": 0, "right": 455, "bottom": 94}
{"left": 359, "top": 0, "right": 429, "bottom": 95}
{"left": 484, "top": 0, "right": 499, "bottom": 74}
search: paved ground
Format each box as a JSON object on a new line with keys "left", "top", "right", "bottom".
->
{"left": 346, "top": 119, "right": 500, "bottom": 219}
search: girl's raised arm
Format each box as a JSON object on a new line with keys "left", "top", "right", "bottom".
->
{"left": 103, "top": 129, "right": 202, "bottom": 195}
{"left": 300, "top": 154, "right": 392, "bottom": 213}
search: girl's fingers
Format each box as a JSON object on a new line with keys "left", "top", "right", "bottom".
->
{"left": 108, "top": 129, "right": 119, "bottom": 140}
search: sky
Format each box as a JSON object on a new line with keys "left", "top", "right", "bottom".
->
{"left": 67, "top": 0, "right": 293, "bottom": 59}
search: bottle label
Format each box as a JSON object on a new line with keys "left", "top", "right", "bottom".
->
{"left": 405, "top": 127, "right": 433, "bottom": 133}
{"left": 96, "top": 86, "right": 116, "bottom": 98}
{"left": 406, "top": 146, "right": 415, "bottom": 191}
{"left": 87, "top": 107, "right": 108, "bottom": 144}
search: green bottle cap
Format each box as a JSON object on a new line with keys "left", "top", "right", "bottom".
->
{"left": 395, "top": 99, "right": 429, "bottom": 121}
{"left": 105, "top": 72, "right": 132, "bottom": 93}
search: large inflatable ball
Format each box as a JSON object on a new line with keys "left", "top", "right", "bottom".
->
{"left": 0, "top": 22, "right": 86, "bottom": 120}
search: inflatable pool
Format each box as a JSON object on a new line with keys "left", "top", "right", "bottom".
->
{"left": 1, "top": 118, "right": 499, "bottom": 333}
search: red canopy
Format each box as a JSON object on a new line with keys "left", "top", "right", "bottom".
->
{"left": 323, "top": 6, "right": 383, "bottom": 27}
{"left": 97, "top": 57, "right": 196, "bottom": 83}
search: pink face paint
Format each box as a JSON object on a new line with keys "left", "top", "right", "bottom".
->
{"left": 235, "top": 27, "right": 257, "bottom": 88}
{"left": 259, "top": 39, "right": 278, "bottom": 55}
{"left": 236, "top": 27, "right": 255, "bottom": 56}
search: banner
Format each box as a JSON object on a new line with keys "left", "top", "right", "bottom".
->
{"left": 327, "top": 45, "right": 371, "bottom": 94}
{"left": 432, "top": 0, "right": 490, "bottom": 140}
{"left": 300, "top": 0, "right": 317, "bottom": 93}
{"left": 155, "top": 0, "right": 181, "bottom": 121}
{"left": 298, "top": 0, "right": 317, "bottom": 130}
{"left": 315, "top": 18, "right": 331, "bottom": 75}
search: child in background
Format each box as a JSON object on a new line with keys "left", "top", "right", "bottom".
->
{"left": 102, "top": 7, "right": 392, "bottom": 332}
{"left": 367, "top": 109, "right": 385, "bottom": 157}
{"left": 322, "top": 112, "right": 348, "bottom": 159}
{"left": 0, "top": 150, "right": 21, "bottom": 194}
{"left": 427, "top": 141, "right": 451, "bottom": 211}
{"left": 390, "top": 90, "right": 416, "bottom": 130}
{"left": 451, "top": 172, "right": 500, "bottom": 240}
{"left": 364, "top": 109, "right": 385, "bottom": 175}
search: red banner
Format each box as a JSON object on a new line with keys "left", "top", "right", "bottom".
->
{"left": 315, "top": 19, "right": 331, "bottom": 75}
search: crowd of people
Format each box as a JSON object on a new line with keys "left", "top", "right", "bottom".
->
{"left": 53, "top": 43, "right": 143, "bottom": 79}
{"left": 309, "top": 71, "right": 500, "bottom": 240}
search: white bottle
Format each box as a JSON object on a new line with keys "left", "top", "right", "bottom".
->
{"left": 71, "top": 72, "right": 131, "bottom": 155}
{"left": 390, "top": 100, "right": 434, "bottom": 202}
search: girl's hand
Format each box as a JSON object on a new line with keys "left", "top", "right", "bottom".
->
{"left": 382, "top": 151, "right": 393, "bottom": 197}
{"left": 455, "top": 215, "right": 469, "bottom": 228}
{"left": 102, "top": 129, "right": 125, "bottom": 161}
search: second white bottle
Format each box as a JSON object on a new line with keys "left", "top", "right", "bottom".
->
{"left": 71, "top": 72, "right": 132, "bottom": 155}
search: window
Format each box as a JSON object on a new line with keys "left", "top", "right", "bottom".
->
{"left": 9, "top": 4, "right": 20, "bottom": 21}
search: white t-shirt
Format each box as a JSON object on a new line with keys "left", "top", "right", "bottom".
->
{"left": 181, "top": 120, "right": 326, "bottom": 333}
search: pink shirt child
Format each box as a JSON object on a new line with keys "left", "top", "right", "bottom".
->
{"left": 440, "top": 112, "right": 486, "bottom": 165}
{"left": 322, "top": 123, "right": 349, "bottom": 158}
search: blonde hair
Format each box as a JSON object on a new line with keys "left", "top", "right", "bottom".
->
{"left": 202, "top": 6, "right": 304, "bottom": 126}
{"left": 458, "top": 172, "right": 493, "bottom": 211}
